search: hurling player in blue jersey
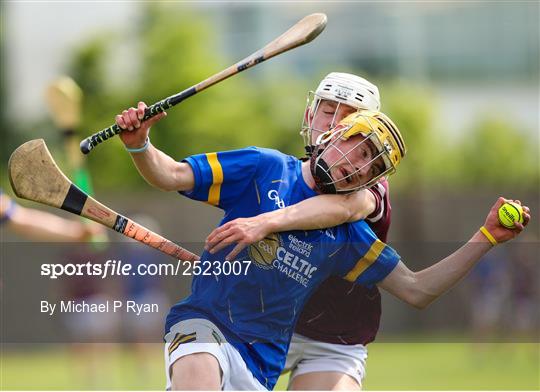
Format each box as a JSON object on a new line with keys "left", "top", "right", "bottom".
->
{"left": 205, "top": 73, "right": 394, "bottom": 391}
{"left": 115, "top": 102, "right": 530, "bottom": 390}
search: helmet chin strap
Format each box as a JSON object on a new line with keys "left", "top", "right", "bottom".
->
{"left": 304, "top": 144, "right": 315, "bottom": 157}
{"left": 309, "top": 148, "right": 337, "bottom": 194}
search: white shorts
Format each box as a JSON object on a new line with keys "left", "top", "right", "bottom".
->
{"left": 284, "top": 333, "right": 368, "bottom": 387}
{"left": 164, "top": 318, "right": 266, "bottom": 391}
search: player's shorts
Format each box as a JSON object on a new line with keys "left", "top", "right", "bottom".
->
{"left": 284, "top": 333, "right": 368, "bottom": 387}
{"left": 164, "top": 318, "right": 266, "bottom": 391}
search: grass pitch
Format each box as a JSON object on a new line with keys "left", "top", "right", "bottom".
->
{"left": 1, "top": 342, "right": 538, "bottom": 390}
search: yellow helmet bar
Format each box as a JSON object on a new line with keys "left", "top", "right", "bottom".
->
{"left": 340, "top": 110, "right": 406, "bottom": 173}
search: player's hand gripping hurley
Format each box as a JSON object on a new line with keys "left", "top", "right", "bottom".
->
{"left": 80, "top": 13, "right": 327, "bottom": 154}
{"left": 9, "top": 139, "right": 198, "bottom": 261}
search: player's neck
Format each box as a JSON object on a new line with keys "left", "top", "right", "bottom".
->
{"left": 301, "top": 161, "right": 319, "bottom": 192}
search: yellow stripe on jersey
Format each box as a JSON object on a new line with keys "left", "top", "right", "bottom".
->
{"left": 206, "top": 152, "right": 224, "bottom": 206}
{"left": 344, "top": 239, "right": 386, "bottom": 282}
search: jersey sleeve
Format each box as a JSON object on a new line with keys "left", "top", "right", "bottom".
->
{"left": 180, "top": 146, "right": 261, "bottom": 210}
{"left": 334, "top": 221, "right": 400, "bottom": 286}
{"left": 366, "top": 182, "right": 385, "bottom": 223}
{"left": 365, "top": 180, "right": 391, "bottom": 242}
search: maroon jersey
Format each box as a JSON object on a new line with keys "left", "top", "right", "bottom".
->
{"left": 294, "top": 180, "right": 391, "bottom": 345}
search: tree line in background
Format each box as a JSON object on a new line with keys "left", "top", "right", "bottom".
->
{"left": 1, "top": 5, "right": 538, "bottom": 194}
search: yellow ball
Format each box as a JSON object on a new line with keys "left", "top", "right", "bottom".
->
{"left": 497, "top": 202, "right": 524, "bottom": 229}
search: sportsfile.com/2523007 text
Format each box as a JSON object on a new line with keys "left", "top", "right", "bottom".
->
{"left": 40, "top": 260, "right": 252, "bottom": 279}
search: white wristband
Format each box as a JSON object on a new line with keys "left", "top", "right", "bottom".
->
{"left": 125, "top": 137, "right": 150, "bottom": 153}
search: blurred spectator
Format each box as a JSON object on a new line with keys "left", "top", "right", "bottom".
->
{"left": 1, "top": 189, "right": 120, "bottom": 388}
{"left": 1, "top": 190, "right": 102, "bottom": 241}
{"left": 507, "top": 234, "right": 538, "bottom": 340}
{"left": 119, "top": 214, "right": 169, "bottom": 387}
{"left": 468, "top": 250, "right": 511, "bottom": 340}
{"left": 58, "top": 241, "right": 120, "bottom": 388}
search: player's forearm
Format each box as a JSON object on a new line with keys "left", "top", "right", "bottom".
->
{"left": 416, "top": 231, "right": 492, "bottom": 308}
{"left": 9, "top": 208, "right": 90, "bottom": 242}
{"left": 380, "top": 231, "right": 493, "bottom": 309}
{"left": 264, "top": 192, "right": 375, "bottom": 233}
{"left": 129, "top": 144, "right": 194, "bottom": 192}
{"left": 263, "top": 195, "right": 350, "bottom": 233}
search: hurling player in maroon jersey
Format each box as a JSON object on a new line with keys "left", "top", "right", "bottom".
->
{"left": 204, "top": 72, "right": 531, "bottom": 390}
{"left": 206, "top": 73, "right": 389, "bottom": 390}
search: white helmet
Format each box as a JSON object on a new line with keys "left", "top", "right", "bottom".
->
{"left": 301, "top": 72, "right": 381, "bottom": 155}
{"left": 314, "top": 72, "right": 380, "bottom": 111}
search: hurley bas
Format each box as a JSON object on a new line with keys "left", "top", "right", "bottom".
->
{"left": 40, "top": 300, "right": 159, "bottom": 316}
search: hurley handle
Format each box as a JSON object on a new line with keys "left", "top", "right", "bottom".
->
{"left": 80, "top": 13, "right": 327, "bottom": 155}
{"left": 80, "top": 87, "right": 196, "bottom": 154}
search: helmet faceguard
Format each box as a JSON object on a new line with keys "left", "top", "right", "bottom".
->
{"left": 310, "top": 111, "right": 406, "bottom": 194}
{"left": 301, "top": 72, "right": 381, "bottom": 156}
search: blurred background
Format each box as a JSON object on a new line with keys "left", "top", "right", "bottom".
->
{"left": 1, "top": 2, "right": 538, "bottom": 390}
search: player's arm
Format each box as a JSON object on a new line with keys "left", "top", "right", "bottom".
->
{"left": 378, "top": 197, "right": 531, "bottom": 309}
{"left": 206, "top": 189, "right": 376, "bottom": 260}
{"left": 265, "top": 189, "right": 376, "bottom": 227}
{"left": 116, "top": 102, "right": 194, "bottom": 192}
{"left": 1, "top": 193, "right": 101, "bottom": 242}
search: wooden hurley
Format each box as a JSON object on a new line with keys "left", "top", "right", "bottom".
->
{"left": 8, "top": 139, "right": 198, "bottom": 261}
{"left": 80, "top": 13, "right": 328, "bottom": 154}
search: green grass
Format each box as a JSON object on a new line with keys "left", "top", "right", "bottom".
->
{"left": 1, "top": 343, "right": 538, "bottom": 390}
{"left": 276, "top": 343, "right": 540, "bottom": 390}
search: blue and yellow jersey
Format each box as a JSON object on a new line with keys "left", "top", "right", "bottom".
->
{"left": 165, "top": 147, "right": 400, "bottom": 389}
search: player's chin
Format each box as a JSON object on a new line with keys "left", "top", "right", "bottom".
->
{"left": 335, "top": 182, "right": 362, "bottom": 194}
{"left": 332, "top": 177, "right": 350, "bottom": 192}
